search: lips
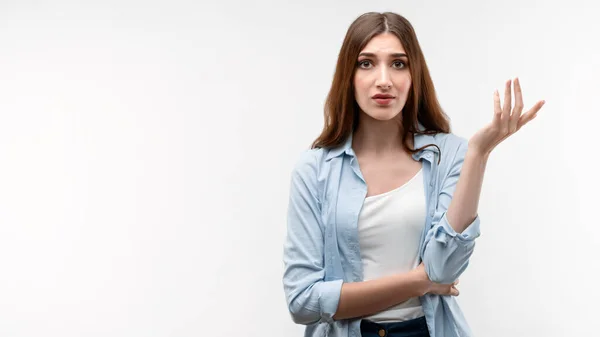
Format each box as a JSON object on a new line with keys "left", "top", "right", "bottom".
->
{"left": 372, "top": 94, "right": 395, "bottom": 99}
{"left": 371, "top": 92, "right": 395, "bottom": 106}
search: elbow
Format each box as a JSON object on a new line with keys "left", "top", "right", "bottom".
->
{"left": 426, "top": 260, "right": 469, "bottom": 284}
{"left": 283, "top": 276, "right": 343, "bottom": 325}
{"left": 285, "top": 280, "right": 343, "bottom": 325}
{"left": 423, "top": 241, "right": 475, "bottom": 284}
{"left": 284, "top": 283, "right": 324, "bottom": 325}
{"left": 287, "top": 303, "right": 321, "bottom": 325}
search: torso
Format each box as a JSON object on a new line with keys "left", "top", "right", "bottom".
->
{"left": 356, "top": 151, "right": 423, "bottom": 197}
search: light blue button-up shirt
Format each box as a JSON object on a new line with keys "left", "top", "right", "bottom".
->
{"left": 282, "top": 127, "right": 481, "bottom": 337}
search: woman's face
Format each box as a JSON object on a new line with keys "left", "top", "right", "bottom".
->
{"left": 353, "top": 33, "right": 412, "bottom": 122}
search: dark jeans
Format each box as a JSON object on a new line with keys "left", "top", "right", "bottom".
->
{"left": 360, "top": 316, "right": 430, "bottom": 337}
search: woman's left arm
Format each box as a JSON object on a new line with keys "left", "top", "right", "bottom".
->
{"left": 445, "top": 148, "right": 488, "bottom": 235}
{"left": 423, "top": 77, "right": 545, "bottom": 284}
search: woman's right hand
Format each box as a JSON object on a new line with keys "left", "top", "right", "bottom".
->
{"left": 428, "top": 279, "right": 460, "bottom": 296}
{"left": 415, "top": 262, "right": 460, "bottom": 296}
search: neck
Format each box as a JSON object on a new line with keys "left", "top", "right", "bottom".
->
{"left": 352, "top": 114, "right": 413, "bottom": 157}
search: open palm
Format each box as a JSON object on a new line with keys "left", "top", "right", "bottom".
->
{"left": 469, "top": 78, "right": 545, "bottom": 156}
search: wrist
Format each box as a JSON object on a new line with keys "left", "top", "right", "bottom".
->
{"left": 467, "top": 141, "right": 492, "bottom": 159}
{"left": 411, "top": 266, "right": 433, "bottom": 296}
{"left": 466, "top": 143, "right": 491, "bottom": 162}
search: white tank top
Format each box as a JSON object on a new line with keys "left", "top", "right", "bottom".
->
{"left": 358, "top": 168, "right": 426, "bottom": 323}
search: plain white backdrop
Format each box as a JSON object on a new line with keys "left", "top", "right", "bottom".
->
{"left": 0, "top": 0, "right": 598, "bottom": 336}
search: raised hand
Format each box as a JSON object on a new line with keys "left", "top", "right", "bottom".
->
{"left": 469, "top": 77, "right": 545, "bottom": 156}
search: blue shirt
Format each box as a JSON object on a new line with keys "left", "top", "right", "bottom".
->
{"left": 282, "top": 127, "right": 481, "bottom": 337}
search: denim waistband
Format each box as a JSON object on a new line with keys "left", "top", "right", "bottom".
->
{"left": 360, "top": 316, "right": 429, "bottom": 337}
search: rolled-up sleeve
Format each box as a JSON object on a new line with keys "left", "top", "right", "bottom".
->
{"left": 282, "top": 150, "right": 343, "bottom": 325}
{"left": 423, "top": 139, "right": 482, "bottom": 284}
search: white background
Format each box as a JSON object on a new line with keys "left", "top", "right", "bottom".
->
{"left": 0, "top": 0, "right": 598, "bottom": 336}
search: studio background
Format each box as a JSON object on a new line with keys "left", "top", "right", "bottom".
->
{"left": 0, "top": 0, "right": 597, "bottom": 336}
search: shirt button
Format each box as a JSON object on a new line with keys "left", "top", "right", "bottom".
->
{"left": 378, "top": 329, "right": 386, "bottom": 337}
{"left": 425, "top": 153, "right": 432, "bottom": 159}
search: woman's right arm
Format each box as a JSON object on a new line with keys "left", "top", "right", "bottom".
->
{"left": 283, "top": 151, "right": 457, "bottom": 325}
{"left": 333, "top": 269, "right": 428, "bottom": 320}
{"left": 283, "top": 150, "right": 342, "bottom": 325}
{"left": 333, "top": 263, "right": 458, "bottom": 320}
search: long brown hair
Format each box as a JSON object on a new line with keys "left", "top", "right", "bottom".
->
{"left": 311, "top": 12, "right": 450, "bottom": 154}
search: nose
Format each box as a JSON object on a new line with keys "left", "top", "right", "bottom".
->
{"left": 375, "top": 67, "right": 392, "bottom": 90}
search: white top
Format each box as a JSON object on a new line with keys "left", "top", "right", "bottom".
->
{"left": 358, "top": 168, "right": 426, "bottom": 323}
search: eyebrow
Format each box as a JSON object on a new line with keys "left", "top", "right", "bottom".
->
{"left": 358, "top": 52, "right": 408, "bottom": 58}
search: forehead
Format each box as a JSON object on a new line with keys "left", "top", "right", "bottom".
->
{"left": 360, "top": 33, "right": 406, "bottom": 55}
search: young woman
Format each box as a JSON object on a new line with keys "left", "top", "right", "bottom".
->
{"left": 282, "top": 12, "right": 544, "bottom": 337}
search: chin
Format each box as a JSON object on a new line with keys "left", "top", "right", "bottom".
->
{"left": 363, "top": 108, "right": 402, "bottom": 121}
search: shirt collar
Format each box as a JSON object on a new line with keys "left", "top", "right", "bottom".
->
{"left": 325, "top": 133, "right": 354, "bottom": 161}
{"left": 325, "top": 122, "right": 439, "bottom": 162}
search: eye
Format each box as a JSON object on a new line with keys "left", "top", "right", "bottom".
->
{"left": 357, "top": 60, "right": 372, "bottom": 69}
{"left": 393, "top": 60, "right": 407, "bottom": 69}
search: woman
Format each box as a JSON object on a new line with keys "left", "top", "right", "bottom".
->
{"left": 282, "top": 12, "right": 544, "bottom": 337}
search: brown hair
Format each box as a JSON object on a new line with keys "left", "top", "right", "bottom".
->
{"left": 311, "top": 12, "right": 450, "bottom": 155}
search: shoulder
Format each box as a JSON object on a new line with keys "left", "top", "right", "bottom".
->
{"left": 292, "top": 148, "right": 325, "bottom": 174}
{"left": 289, "top": 148, "right": 329, "bottom": 204}
{"left": 290, "top": 148, "right": 329, "bottom": 186}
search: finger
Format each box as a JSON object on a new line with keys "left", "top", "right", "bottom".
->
{"left": 501, "top": 79, "right": 511, "bottom": 131}
{"left": 510, "top": 77, "right": 523, "bottom": 132}
{"left": 516, "top": 113, "right": 535, "bottom": 131}
{"left": 517, "top": 100, "right": 546, "bottom": 131}
{"left": 451, "top": 286, "right": 460, "bottom": 296}
{"left": 529, "top": 100, "right": 546, "bottom": 115}
{"left": 493, "top": 90, "right": 502, "bottom": 125}
{"left": 503, "top": 79, "right": 512, "bottom": 121}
